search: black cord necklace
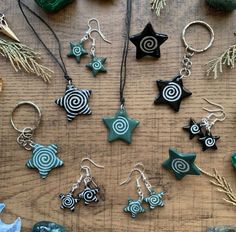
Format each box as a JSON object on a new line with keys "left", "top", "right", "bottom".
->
{"left": 18, "top": 0, "right": 92, "bottom": 122}
{"left": 103, "top": 0, "right": 140, "bottom": 144}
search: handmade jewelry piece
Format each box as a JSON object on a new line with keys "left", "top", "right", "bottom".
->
{"left": 0, "top": 203, "right": 21, "bottom": 232}
{"left": 32, "top": 221, "right": 68, "bottom": 232}
{"left": 35, "top": 0, "right": 75, "bottom": 12}
{"left": 0, "top": 12, "right": 53, "bottom": 82}
{"left": 206, "top": 0, "right": 236, "bottom": 11}
{"left": 103, "top": 0, "right": 139, "bottom": 144}
{"left": 154, "top": 21, "right": 214, "bottom": 112}
{"left": 130, "top": 22, "right": 168, "bottom": 59}
{"left": 59, "top": 158, "right": 104, "bottom": 211}
{"left": 183, "top": 98, "right": 225, "bottom": 151}
{"left": 18, "top": 0, "right": 92, "bottom": 121}
{"left": 120, "top": 163, "right": 165, "bottom": 218}
{"left": 207, "top": 226, "right": 236, "bottom": 232}
{"left": 11, "top": 101, "right": 63, "bottom": 178}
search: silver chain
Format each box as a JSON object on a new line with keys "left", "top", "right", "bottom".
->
{"left": 17, "top": 127, "right": 34, "bottom": 151}
{"left": 179, "top": 49, "right": 194, "bottom": 79}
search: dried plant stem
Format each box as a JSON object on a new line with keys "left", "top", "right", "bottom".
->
{"left": 198, "top": 166, "right": 236, "bottom": 206}
{"left": 206, "top": 44, "right": 236, "bottom": 79}
{"left": 0, "top": 38, "right": 53, "bottom": 82}
{"left": 150, "top": 0, "right": 167, "bottom": 16}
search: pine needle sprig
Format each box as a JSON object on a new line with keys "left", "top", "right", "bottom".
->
{"left": 199, "top": 167, "right": 236, "bottom": 207}
{"left": 206, "top": 44, "right": 236, "bottom": 79}
{"left": 150, "top": 0, "right": 167, "bottom": 16}
{"left": 0, "top": 38, "right": 53, "bottom": 82}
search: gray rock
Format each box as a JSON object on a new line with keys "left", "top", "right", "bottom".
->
{"left": 208, "top": 226, "right": 236, "bottom": 232}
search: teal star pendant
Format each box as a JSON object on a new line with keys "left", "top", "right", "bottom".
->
{"left": 162, "top": 148, "right": 200, "bottom": 180}
{"left": 68, "top": 42, "right": 88, "bottom": 62}
{"left": 144, "top": 190, "right": 164, "bottom": 209}
{"left": 102, "top": 108, "right": 140, "bottom": 144}
{"left": 123, "top": 198, "right": 145, "bottom": 218}
{"left": 27, "top": 143, "right": 64, "bottom": 179}
{"left": 86, "top": 56, "right": 107, "bottom": 76}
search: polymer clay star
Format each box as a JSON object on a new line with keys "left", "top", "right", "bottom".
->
{"left": 55, "top": 83, "right": 92, "bottom": 121}
{"left": 86, "top": 56, "right": 107, "bottom": 76}
{"left": 198, "top": 133, "right": 220, "bottom": 151}
{"left": 123, "top": 198, "right": 145, "bottom": 218}
{"left": 77, "top": 186, "right": 100, "bottom": 205}
{"left": 103, "top": 108, "right": 140, "bottom": 144}
{"left": 130, "top": 22, "right": 168, "bottom": 59}
{"left": 162, "top": 148, "right": 200, "bottom": 180}
{"left": 27, "top": 143, "right": 64, "bottom": 178}
{"left": 154, "top": 75, "right": 192, "bottom": 112}
{"left": 183, "top": 118, "right": 203, "bottom": 139}
{"left": 68, "top": 42, "right": 88, "bottom": 62}
{"left": 144, "top": 190, "right": 164, "bottom": 209}
{"left": 59, "top": 192, "right": 78, "bottom": 211}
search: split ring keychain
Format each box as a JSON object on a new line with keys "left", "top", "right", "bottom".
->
{"left": 11, "top": 101, "right": 64, "bottom": 178}
{"left": 154, "top": 20, "right": 215, "bottom": 112}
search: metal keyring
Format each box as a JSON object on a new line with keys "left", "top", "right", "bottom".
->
{"left": 11, "top": 101, "right": 42, "bottom": 133}
{"left": 182, "top": 20, "right": 215, "bottom": 53}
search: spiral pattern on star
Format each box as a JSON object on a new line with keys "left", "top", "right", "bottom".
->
{"left": 112, "top": 116, "right": 129, "bottom": 135}
{"left": 171, "top": 158, "right": 190, "bottom": 174}
{"left": 162, "top": 82, "right": 182, "bottom": 102}
{"left": 140, "top": 36, "right": 158, "bottom": 53}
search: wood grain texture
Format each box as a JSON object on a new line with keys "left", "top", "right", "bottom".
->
{"left": 0, "top": 0, "right": 236, "bottom": 231}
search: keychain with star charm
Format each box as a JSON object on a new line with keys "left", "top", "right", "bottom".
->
{"left": 18, "top": 0, "right": 92, "bottom": 122}
{"left": 103, "top": 0, "right": 139, "bottom": 144}
{"left": 154, "top": 21, "right": 215, "bottom": 112}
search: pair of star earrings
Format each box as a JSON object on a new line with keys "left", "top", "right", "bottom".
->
{"left": 59, "top": 158, "right": 104, "bottom": 211}
{"left": 68, "top": 18, "right": 111, "bottom": 77}
{"left": 183, "top": 98, "right": 226, "bottom": 151}
{"left": 120, "top": 163, "right": 165, "bottom": 218}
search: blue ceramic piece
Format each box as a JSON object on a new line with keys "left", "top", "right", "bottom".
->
{"left": 32, "top": 221, "right": 68, "bottom": 232}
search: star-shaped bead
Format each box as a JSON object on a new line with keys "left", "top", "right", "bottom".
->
{"left": 103, "top": 108, "right": 140, "bottom": 144}
{"left": 77, "top": 186, "right": 100, "bottom": 205}
{"left": 162, "top": 148, "right": 201, "bottom": 180}
{"left": 130, "top": 22, "right": 168, "bottom": 59}
{"left": 68, "top": 42, "right": 88, "bottom": 62}
{"left": 86, "top": 56, "right": 107, "bottom": 77}
{"left": 183, "top": 118, "right": 203, "bottom": 139}
{"left": 144, "top": 190, "right": 164, "bottom": 209}
{"left": 123, "top": 198, "right": 145, "bottom": 218}
{"left": 154, "top": 75, "right": 192, "bottom": 112}
{"left": 27, "top": 143, "right": 64, "bottom": 179}
{"left": 59, "top": 192, "right": 79, "bottom": 211}
{"left": 55, "top": 83, "right": 92, "bottom": 121}
{"left": 198, "top": 133, "right": 220, "bottom": 151}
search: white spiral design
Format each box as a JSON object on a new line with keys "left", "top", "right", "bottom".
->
{"left": 205, "top": 138, "right": 215, "bottom": 147}
{"left": 162, "top": 82, "right": 182, "bottom": 102}
{"left": 83, "top": 189, "right": 97, "bottom": 202}
{"left": 140, "top": 36, "right": 158, "bottom": 53}
{"left": 171, "top": 158, "right": 190, "bottom": 174}
{"left": 112, "top": 116, "right": 129, "bottom": 135}
{"left": 130, "top": 202, "right": 141, "bottom": 214}
{"left": 72, "top": 46, "right": 82, "bottom": 56}
{"left": 190, "top": 124, "right": 200, "bottom": 134}
{"left": 92, "top": 61, "right": 102, "bottom": 70}
{"left": 149, "top": 195, "right": 162, "bottom": 206}
{"left": 61, "top": 194, "right": 76, "bottom": 209}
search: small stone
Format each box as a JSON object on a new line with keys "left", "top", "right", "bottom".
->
{"left": 32, "top": 221, "right": 68, "bottom": 232}
{"left": 35, "top": 0, "right": 75, "bottom": 13}
{"left": 206, "top": 0, "right": 236, "bottom": 11}
{"left": 207, "top": 226, "right": 236, "bottom": 232}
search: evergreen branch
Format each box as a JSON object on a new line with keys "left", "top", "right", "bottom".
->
{"left": 150, "top": 0, "right": 167, "bottom": 16}
{"left": 0, "top": 38, "right": 53, "bottom": 83}
{"left": 206, "top": 44, "right": 236, "bottom": 79}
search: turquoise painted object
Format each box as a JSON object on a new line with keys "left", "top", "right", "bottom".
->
{"left": 32, "top": 221, "right": 68, "bottom": 232}
{"left": 35, "top": 0, "right": 75, "bottom": 13}
{"left": 231, "top": 153, "right": 236, "bottom": 169}
{"left": 206, "top": 0, "right": 236, "bottom": 11}
{"left": 207, "top": 225, "right": 236, "bottom": 232}
{"left": 0, "top": 203, "right": 22, "bottom": 232}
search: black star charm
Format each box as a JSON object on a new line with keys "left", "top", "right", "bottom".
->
{"left": 198, "top": 133, "right": 220, "bottom": 151}
{"left": 130, "top": 22, "right": 168, "bottom": 59}
{"left": 59, "top": 192, "right": 79, "bottom": 211}
{"left": 183, "top": 118, "right": 203, "bottom": 139}
{"left": 154, "top": 75, "right": 192, "bottom": 112}
{"left": 77, "top": 186, "right": 100, "bottom": 205}
{"left": 55, "top": 83, "right": 92, "bottom": 121}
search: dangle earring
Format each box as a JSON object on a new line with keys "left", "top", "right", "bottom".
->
{"left": 120, "top": 163, "right": 165, "bottom": 218}
{"left": 10, "top": 101, "right": 64, "bottom": 178}
{"left": 183, "top": 98, "right": 226, "bottom": 151}
{"left": 86, "top": 28, "right": 111, "bottom": 77}
{"left": 59, "top": 158, "right": 104, "bottom": 211}
{"left": 154, "top": 21, "right": 214, "bottom": 112}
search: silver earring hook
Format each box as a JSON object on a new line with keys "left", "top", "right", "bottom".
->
{"left": 80, "top": 157, "right": 104, "bottom": 170}
{"left": 89, "top": 29, "right": 111, "bottom": 45}
{"left": 120, "top": 168, "right": 144, "bottom": 186}
{"left": 87, "top": 18, "right": 101, "bottom": 33}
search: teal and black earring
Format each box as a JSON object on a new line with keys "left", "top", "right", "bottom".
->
{"left": 120, "top": 163, "right": 165, "bottom": 218}
{"left": 11, "top": 101, "right": 64, "bottom": 179}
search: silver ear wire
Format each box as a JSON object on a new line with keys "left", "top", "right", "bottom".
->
{"left": 80, "top": 157, "right": 104, "bottom": 169}
{"left": 71, "top": 174, "right": 84, "bottom": 193}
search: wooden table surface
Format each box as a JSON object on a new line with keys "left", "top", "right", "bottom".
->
{"left": 1, "top": 0, "right": 236, "bottom": 231}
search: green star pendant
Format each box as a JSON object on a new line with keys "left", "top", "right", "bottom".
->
{"left": 68, "top": 42, "right": 88, "bottom": 62}
{"left": 103, "top": 108, "right": 140, "bottom": 144}
{"left": 123, "top": 198, "right": 145, "bottom": 218}
{"left": 86, "top": 56, "right": 107, "bottom": 77}
{"left": 162, "top": 148, "right": 200, "bottom": 180}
